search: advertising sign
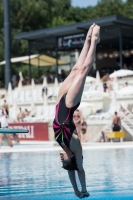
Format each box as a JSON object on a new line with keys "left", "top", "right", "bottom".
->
{"left": 8, "top": 122, "right": 49, "bottom": 141}
{"left": 58, "top": 33, "right": 86, "bottom": 49}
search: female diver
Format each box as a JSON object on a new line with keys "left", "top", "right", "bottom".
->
{"left": 53, "top": 23, "right": 100, "bottom": 198}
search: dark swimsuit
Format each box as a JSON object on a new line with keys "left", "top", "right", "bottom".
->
{"left": 53, "top": 93, "right": 80, "bottom": 149}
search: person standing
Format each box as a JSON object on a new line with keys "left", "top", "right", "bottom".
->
{"left": 17, "top": 108, "right": 24, "bottom": 122}
{"left": 3, "top": 100, "right": 9, "bottom": 116}
{"left": 0, "top": 109, "right": 13, "bottom": 147}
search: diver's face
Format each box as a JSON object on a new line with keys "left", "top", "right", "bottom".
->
{"left": 60, "top": 151, "right": 71, "bottom": 166}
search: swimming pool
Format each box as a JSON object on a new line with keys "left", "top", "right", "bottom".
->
{"left": 0, "top": 148, "right": 133, "bottom": 200}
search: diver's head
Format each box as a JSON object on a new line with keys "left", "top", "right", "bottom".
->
{"left": 60, "top": 151, "right": 78, "bottom": 171}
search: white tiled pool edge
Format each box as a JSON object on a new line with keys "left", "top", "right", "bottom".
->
{"left": 0, "top": 142, "right": 133, "bottom": 153}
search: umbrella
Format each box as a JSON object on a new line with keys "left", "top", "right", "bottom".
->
{"left": 53, "top": 77, "right": 59, "bottom": 97}
{"left": 113, "top": 76, "right": 119, "bottom": 92}
{"left": 117, "top": 85, "right": 133, "bottom": 95}
{"left": 0, "top": 54, "right": 67, "bottom": 66}
{"left": 7, "top": 82, "right": 12, "bottom": 96}
{"left": 31, "top": 78, "right": 35, "bottom": 90}
{"left": 109, "top": 69, "right": 133, "bottom": 78}
{"left": 29, "top": 101, "right": 36, "bottom": 117}
{"left": 95, "top": 71, "right": 101, "bottom": 86}
{"left": 43, "top": 77, "right": 48, "bottom": 88}
{"left": 43, "top": 95, "right": 48, "bottom": 107}
{"left": 18, "top": 80, "right": 22, "bottom": 94}
{"left": 86, "top": 76, "right": 96, "bottom": 83}
{"left": 111, "top": 91, "right": 117, "bottom": 106}
{"left": 22, "top": 54, "right": 67, "bottom": 66}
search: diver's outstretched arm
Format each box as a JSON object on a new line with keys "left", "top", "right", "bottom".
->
{"left": 68, "top": 170, "right": 81, "bottom": 198}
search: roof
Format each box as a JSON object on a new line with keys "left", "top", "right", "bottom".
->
{"left": 15, "top": 15, "right": 133, "bottom": 40}
{"left": 15, "top": 15, "right": 133, "bottom": 51}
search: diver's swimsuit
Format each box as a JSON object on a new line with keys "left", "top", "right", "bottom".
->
{"left": 53, "top": 93, "right": 80, "bottom": 149}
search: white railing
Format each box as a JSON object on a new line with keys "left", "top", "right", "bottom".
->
{"left": 121, "top": 120, "right": 133, "bottom": 136}
{"left": 92, "top": 122, "right": 112, "bottom": 142}
{"left": 120, "top": 108, "right": 133, "bottom": 137}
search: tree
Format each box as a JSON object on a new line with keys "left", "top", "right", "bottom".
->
{"left": 0, "top": 0, "right": 133, "bottom": 82}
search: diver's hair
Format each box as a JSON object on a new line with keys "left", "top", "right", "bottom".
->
{"left": 62, "top": 156, "right": 78, "bottom": 171}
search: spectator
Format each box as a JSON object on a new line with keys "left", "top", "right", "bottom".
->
{"left": 42, "top": 86, "right": 48, "bottom": 99}
{"left": 102, "top": 73, "right": 109, "bottom": 82}
{"left": 99, "top": 131, "right": 108, "bottom": 142}
{"left": 17, "top": 108, "right": 24, "bottom": 122}
{"left": 103, "top": 82, "right": 107, "bottom": 92}
{"left": 23, "top": 109, "right": 29, "bottom": 117}
{"left": 73, "top": 109, "right": 83, "bottom": 141}
{"left": 3, "top": 100, "right": 9, "bottom": 116}
{"left": 0, "top": 109, "right": 13, "bottom": 147}
{"left": 119, "top": 105, "right": 129, "bottom": 116}
{"left": 81, "top": 119, "right": 87, "bottom": 142}
{"left": 60, "top": 70, "right": 67, "bottom": 82}
{"left": 123, "top": 63, "right": 128, "bottom": 69}
{"left": 112, "top": 112, "right": 121, "bottom": 132}
{"left": 46, "top": 70, "right": 52, "bottom": 83}
{"left": 125, "top": 82, "right": 128, "bottom": 87}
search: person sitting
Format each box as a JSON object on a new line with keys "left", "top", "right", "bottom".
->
{"left": 23, "top": 109, "right": 29, "bottom": 117}
{"left": 17, "top": 108, "right": 24, "bottom": 122}
{"left": 112, "top": 112, "right": 121, "bottom": 132}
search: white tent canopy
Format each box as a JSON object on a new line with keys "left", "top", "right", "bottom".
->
{"left": 7, "top": 82, "right": 12, "bottom": 96}
{"left": 0, "top": 55, "right": 38, "bottom": 65}
{"left": 0, "top": 54, "right": 67, "bottom": 66}
{"left": 109, "top": 69, "right": 133, "bottom": 78}
{"left": 95, "top": 71, "right": 101, "bottom": 86}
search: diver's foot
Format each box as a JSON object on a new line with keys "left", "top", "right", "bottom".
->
{"left": 80, "top": 191, "right": 90, "bottom": 198}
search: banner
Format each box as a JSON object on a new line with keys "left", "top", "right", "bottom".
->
{"left": 8, "top": 122, "right": 49, "bottom": 141}
{"left": 58, "top": 33, "right": 85, "bottom": 49}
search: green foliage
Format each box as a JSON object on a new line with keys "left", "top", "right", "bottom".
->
{"left": 0, "top": 0, "right": 133, "bottom": 82}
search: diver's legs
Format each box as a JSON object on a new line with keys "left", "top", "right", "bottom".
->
{"left": 65, "top": 25, "right": 100, "bottom": 108}
{"left": 57, "top": 24, "right": 96, "bottom": 102}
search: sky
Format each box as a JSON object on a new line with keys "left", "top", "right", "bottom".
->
{"left": 71, "top": 0, "right": 126, "bottom": 8}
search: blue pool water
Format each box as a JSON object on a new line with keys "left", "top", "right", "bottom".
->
{"left": 0, "top": 148, "right": 133, "bottom": 200}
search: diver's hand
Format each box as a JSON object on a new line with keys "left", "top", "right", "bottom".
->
{"left": 75, "top": 189, "right": 81, "bottom": 198}
{"left": 86, "top": 23, "right": 95, "bottom": 41}
{"left": 91, "top": 25, "right": 100, "bottom": 44}
{"left": 80, "top": 191, "right": 90, "bottom": 198}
